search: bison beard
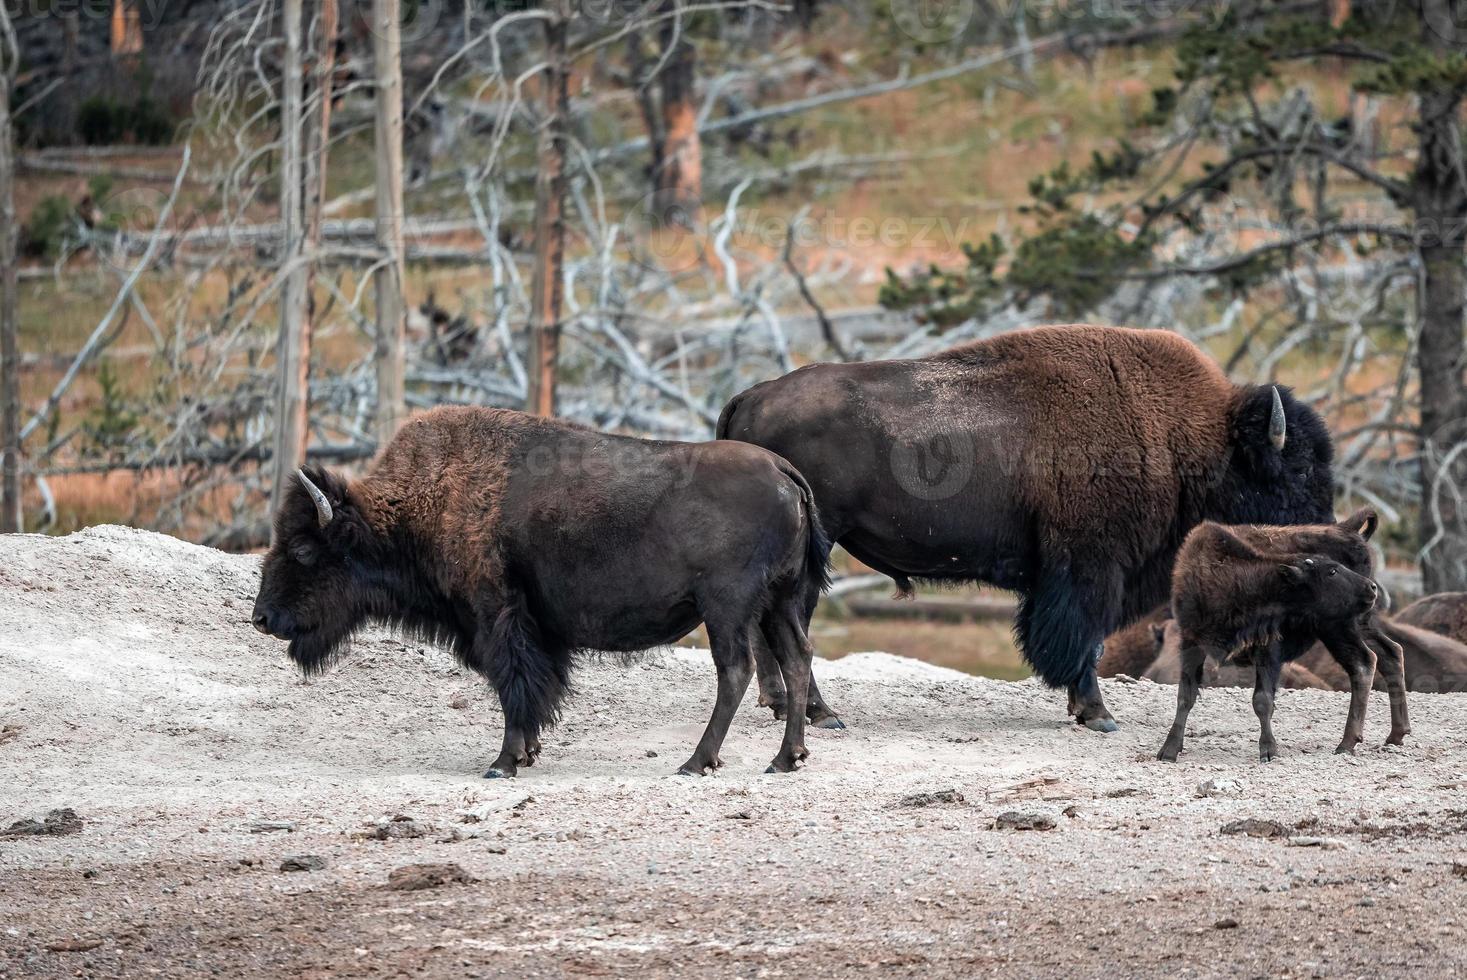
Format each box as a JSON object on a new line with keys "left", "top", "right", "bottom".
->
{"left": 251, "top": 407, "right": 832, "bottom": 778}
{"left": 718, "top": 325, "right": 1336, "bottom": 731}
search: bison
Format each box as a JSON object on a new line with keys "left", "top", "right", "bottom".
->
{"left": 1146, "top": 618, "right": 1336, "bottom": 691}
{"left": 719, "top": 325, "right": 1335, "bottom": 731}
{"left": 251, "top": 407, "right": 831, "bottom": 778}
{"left": 1393, "top": 592, "right": 1467, "bottom": 646}
{"left": 1159, "top": 521, "right": 1397, "bottom": 763}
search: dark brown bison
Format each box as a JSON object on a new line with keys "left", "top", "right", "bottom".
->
{"left": 1159, "top": 521, "right": 1397, "bottom": 763}
{"left": 718, "top": 325, "right": 1335, "bottom": 731}
{"left": 251, "top": 407, "right": 831, "bottom": 778}
{"left": 1098, "top": 604, "right": 1173, "bottom": 679}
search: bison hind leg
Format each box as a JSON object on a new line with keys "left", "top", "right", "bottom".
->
{"left": 1017, "top": 562, "right": 1121, "bottom": 732}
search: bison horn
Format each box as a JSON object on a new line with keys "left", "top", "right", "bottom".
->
{"left": 296, "top": 469, "right": 334, "bottom": 528}
{"left": 1268, "top": 386, "right": 1287, "bottom": 452}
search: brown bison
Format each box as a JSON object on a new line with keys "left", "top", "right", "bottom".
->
{"left": 1146, "top": 619, "right": 1336, "bottom": 691}
{"left": 1394, "top": 592, "right": 1467, "bottom": 645}
{"left": 719, "top": 325, "right": 1335, "bottom": 731}
{"left": 1158, "top": 520, "right": 1398, "bottom": 763}
{"left": 251, "top": 407, "right": 831, "bottom": 778}
{"left": 1097, "top": 604, "right": 1173, "bottom": 679}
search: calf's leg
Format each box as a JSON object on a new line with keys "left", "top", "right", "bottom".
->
{"left": 1157, "top": 637, "right": 1206, "bottom": 762}
{"left": 1253, "top": 646, "right": 1283, "bottom": 763}
{"left": 679, "top": 620, "right": 754, "bottom": 776}
{"left": 1365, "top": 622, "right": 1410, "bottom": 746}
{"left": 1323, "top": 629, "right": 1378, "bottom": 755}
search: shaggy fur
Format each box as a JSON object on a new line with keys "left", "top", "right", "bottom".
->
{"left": 1159, "top": 520, "right": 1397, "bottom": 762}
{"left": 718, "top": 324, "right": 1335, "bottom": 730}
{"left": 1394, "top": 592, "right": 1467, "bottom": 645}
{"left": 252, "top": 407, "right": 832, "bottom": 778}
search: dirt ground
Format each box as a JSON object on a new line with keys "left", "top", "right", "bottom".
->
{"left": 4, "top": 526, "right": 1467, "bottom": 979}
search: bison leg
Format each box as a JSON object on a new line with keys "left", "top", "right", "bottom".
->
{"left": 1365, "top": 624, "right": 1410, "bottom": 746}
{"left": 1324, "top": 630, "right": 1378, "bottom": 755}
{"left": 752, "top": 632, "right": 790, "bottom": 720}
{"left": 477, "top": 596, "right": 570, "bottom": 780}
{"left": 1253, "top": 646, "right": 1283, "bottom": 763}
{"left": 678, "top": 621, "right": 754, "bottom": 776}
{"left": 1017, "top": 566, "right": 1118, "bottom": 732}
{"left": 1157, "top": 638, "right": 1206, "bottom": 762}
{"left": 486, "top": 727, "right": 540, "bottom": 779}
{"left": 762, "top": 599, "right": 814, "bottom": 774}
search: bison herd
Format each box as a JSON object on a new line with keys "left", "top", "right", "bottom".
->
{"left": 250, "top": 324, "right": 1449, "bottom": 774}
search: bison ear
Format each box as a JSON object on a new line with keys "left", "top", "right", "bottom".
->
{"left": 1277, "top": 563, "right": 1307, "bottom": 586}
{"left": 1338, "top": 507, "right": 1378, "bottom": 541}
{"left": 1150, "top": 623, "right": 1167, "bottom": 647}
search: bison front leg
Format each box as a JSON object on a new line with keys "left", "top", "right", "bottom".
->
{"left": 1157, "top": 638, "right": 1206, "bottom": 762}
{"left": 1253, "top": 645, "right": 1283, "bottom": 763}
{"left": 679, "top": 622, "right": 754, "bottom": 776}
{"left": 485, "top": 727, "right": 541, "bottom": 779}
{"left": 1323, "top": 630, "right": 1378, "bottom": 755}
{"left": 1018, "top": 566, "right": 1118, "bottom": 732}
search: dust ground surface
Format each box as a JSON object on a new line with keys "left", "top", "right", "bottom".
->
{"left": 3, "top": 526, "right": 1467, "bottom": 979}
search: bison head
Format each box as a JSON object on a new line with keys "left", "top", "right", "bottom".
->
{"left": 252, "top": 466, "right": 384, "bottom": 674}
{"left": 1218, "top": 384, "right": 1335, "bottom": 526}
{"left": 1277, "top": 555, "right": 1378, "bottom": 622}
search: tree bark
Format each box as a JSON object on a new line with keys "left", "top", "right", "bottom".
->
{"left": 372, "top": 0, "right": 407, "bottom": 445}
{"left": 653, "top": 9, "right": 701, "bottom": 224}
{"left": 0, "top": 28, "right": 20, "bottom": 533}
{"left": 270, "top": 0, "right": 311, "bottom": 514}
{"left": 1414, "top": 0, "right": 1467, "bottom": 592}
{"left": 526, "top": 0, "right": 569, "bottom": 417}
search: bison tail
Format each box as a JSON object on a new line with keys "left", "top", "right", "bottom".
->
{"left": 776, "top": 459, "right": 832, "bottom": 595}
{"left": 1015, "top": 567, "right": 1110, "bottom": 689}
{"left": 481, "top": 592, "right": 572, "bottom": 743}
{"left": 715, "top": 389, "right": 747, "bottom": 441}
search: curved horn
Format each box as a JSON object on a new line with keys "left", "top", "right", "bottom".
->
{"left": 296, "top": 469, "right": 334, "bottom": 528}
{"left": 1268, "top": 386, "right": 1287, "bottom": 452}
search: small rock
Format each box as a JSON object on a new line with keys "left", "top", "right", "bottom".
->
{"left": 1214, "top": 918, "right": 1240, "bottom": 930}
{"left": 725, "top": 810, "right": 752, "bottom": 820}
{"left": 46, "top": 937, "right": 102, "bottom": 952}
{"left": 280, "top": 854, "right": 327, "bottom": 872}
{"left": 247, "top": 820, "right": 297, "bottom": 834}
{"left": 448, "top": 692, "right": 470, "bottom": 710}
{"left": 1, "top": 808, "right": 83, "bottom": 837}
{"left": 1285, "top": 836, "right": 1347, "bottom": 850}
{"left": 992, "top": 811, "right": 1055, "bottom": 832}
{"left": 897, "top": 789, "right": 965, "bottom": 808}
{"left": 1196, "top": 779, "right": 1244, "bottom": 798}
{"left": 645, "top": 749, "right": 658, "bottom": 758}
{"left": 355, "top": 814, "right": 432, "bottom": 840}
{"left": 1112, "top": 673, "right": 1138, "bottom": 684}
{"left": 1105, "top": 787, "right": 1141, "bottom": 798}
{"left": 1220, "top": 818, "right": 1288, "bottom": 839}
{"left": 1453, "top": 863, "right": 1467, "bottom": 879}
{"left": 384, "top": 863, "right": 473, "bottom": 891}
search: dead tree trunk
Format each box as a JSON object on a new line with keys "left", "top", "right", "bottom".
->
{"left": 526, "top": 0, "right": 569, "bottom": 417}
{"left": 110, "top": 0, "right": 142, "bottom": 58}
{"left": 373, "top": 0, "right": 406, "bottom": 445}
{"left": 269, "top": 0, "right": 310, "bottom": 513}
{"left": 1415, "top": 0, "right": 1467, "bottom": 592}
{"left": 0, "top": 21, "right": 20, "bottom": 533}
{"left": 654, "top": 8, "right": 701, "bottom": 223}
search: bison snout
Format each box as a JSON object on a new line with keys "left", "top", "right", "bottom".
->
{"left": 251, "top": 610, "right": 271, "bottom": 635}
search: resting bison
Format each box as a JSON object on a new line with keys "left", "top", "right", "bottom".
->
{"left": 1097, "top": 604, "right": 1173, "bottom": 679}
{"left": 1394, "top": 592, "right": 1467, "bottom": 646}
{"left": 251, "top": 407, "right": 831, "bottom": 777}
{"left": 719, "top": 325, "right": 1334, "bottom": 731}
{"left": 1159, "top": 521, "right": 1396, "bottom": 763}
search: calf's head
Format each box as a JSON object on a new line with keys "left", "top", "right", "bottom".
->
{"left": 252, "top": 467, "right": 385, "bottom": 673}
{"left": 1279, "top": 555, "right": 1379, "bottom": 622}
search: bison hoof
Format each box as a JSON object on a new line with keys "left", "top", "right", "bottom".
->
{"left": 1259, "top": 747, "right": 1279, "bottom": 764}
{"left": 810, "top": 713, "right": 845, "bottom": 731}
{"left": 1334, "top": 742, "right": 1358, "bottom": 756}
{"left": 766, "top": 746, "right": 809, "bottom": 774}
{"left": 1082, "top": 716, "right": 1120, "bottom": 733}
{"left": 1385, "top": 730, "right": 1410, "bottom": 747}
{"left": 483, "top": 767, "right": 516, "bottom": 779}
{"left": 1156, "top": 747, "right": 1180, "bottom": 763}
{"left": 677, "top": 755, "right": 721, "bottom": 776}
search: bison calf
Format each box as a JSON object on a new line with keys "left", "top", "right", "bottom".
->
{"left": 251, "top": 407, "right": 831, "bottom": 778}
{"left": 1158, "top": 522, "right": 1391, "bottom": 763}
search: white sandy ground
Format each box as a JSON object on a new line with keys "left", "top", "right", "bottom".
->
{"left": 2, "top": 526, "right": 1467, "bottom": 978}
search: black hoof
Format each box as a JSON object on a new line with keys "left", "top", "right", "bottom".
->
{"left": 1334, "top": 742, "right": 1358, "bottom": 756}
{"left": 484, "top": 767, "right": 514, "bottom": 779}
{"left": 1157, "top": 749, "right": 1179, "bottom": 763}
{"left": 1259, "top": 750, "right": 1279, "bottom": 764}
{"left": 811, "top": 714, "right": 845, "bottom": 731}
{"left": 1083, "top": 716, "right": 1120, "bottom": 733}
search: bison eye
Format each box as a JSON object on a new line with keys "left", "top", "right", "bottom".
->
{"left": 290, "top": 542, "right": 319, "bottom": 567}
{"left": 1328, "top": 566, "right": 1337, "bottom": 576}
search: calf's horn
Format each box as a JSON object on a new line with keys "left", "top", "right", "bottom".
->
{"left": 1268, "top": 386, "right": 1287, "bottom": 451}
{"left": 296, "top": 470, "right": 334, "bottom": 528}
